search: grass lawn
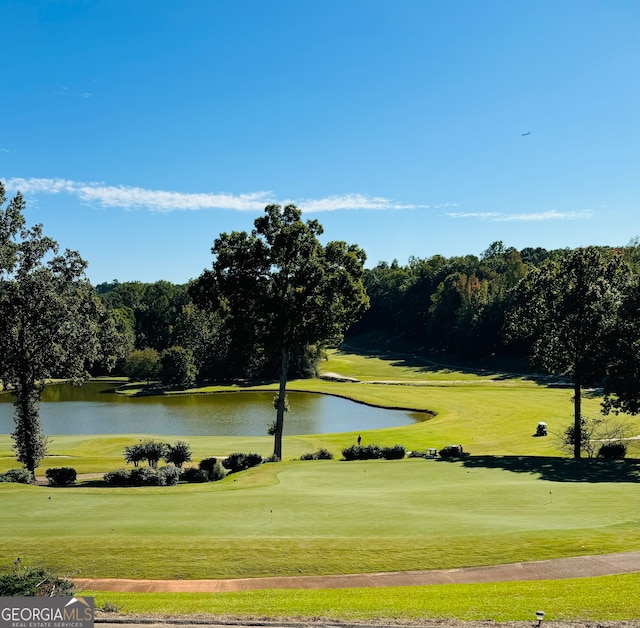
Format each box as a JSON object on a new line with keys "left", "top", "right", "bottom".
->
{"left": 1, "top": 346, "right": 638, "bottom": 621}
{"left": 0, "top": 458, "right": 637, "bottom": 579}
{"left": 85, "top": 574, "right": 639, "bottom": 622}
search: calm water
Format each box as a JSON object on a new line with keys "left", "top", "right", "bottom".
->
{"left": 0, "top": 382, "right": 427, "bottom": 436}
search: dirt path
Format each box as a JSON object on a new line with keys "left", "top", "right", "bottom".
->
{"left": 76, "top": 551, "right": 640, "bottom": 593}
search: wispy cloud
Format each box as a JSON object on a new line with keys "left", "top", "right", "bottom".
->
{"left": 2, "top": 177, "right": 432, "bottom": 213}
{"left": 447, "top": 209, "right": 593, "bottom": 221}
{"left": 447, "top": 212, "right": 502, "bottom": 219}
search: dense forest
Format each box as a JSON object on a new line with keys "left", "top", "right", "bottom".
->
{"left": 95, "top": 239, "right": 640, "bottom": 383}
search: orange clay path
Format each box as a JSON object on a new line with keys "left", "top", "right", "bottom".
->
{"left": 75, "top": 551, "right": 640, "bottom": 593}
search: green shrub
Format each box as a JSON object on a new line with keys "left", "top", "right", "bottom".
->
{"left": 0, "top": 559, "right": 74, "bottom": 597}
{"left": 0, "top": 468, "right": 34, "bottom": 484}
{"left": 139, "top": 440, "right": 168, "bottom": 469}
{"left": 104, "top": 466, "right": 181, "bottom": 486}
{"left": 129, "top": 467, "right": 164, "bottom": 486}
{"left": 123, "top": 443, "right": 146, "bottom": 467}
{"left": 244, "top": 452, "right": 263, "bottom": 467}
{"left": 300, "top": 448, "right": 334, "bottom": 461}
{"left": 158, "top": 466, "right": 180, "bottom": 486}
{"left": 341, "top": 445, "right": 359, "bottom": 461}
{"left": 198, "top": 457, "right": 218, "bottom": 473}
{"left": 342, "top": 444, "right": 382, "bottom": 461}
{"left": 222, "top": 452, "right": 263, "bottom": 473}
{"left": 180, "top": 466, "right": 209, "bottom": 483}
{"left": 164, "top": 440, "right": 192, "bottom": 470}
{"left": 207, "top": 461, "right": 226, "bottom": 481}
{"left": 103, "top": 469, "right": 130, "bottom": 486}
{"left": 408, "top": 450, "right": 430, "bottom": 458}
{"left": 381, "top": 445, "right": 406, "bottom": 460}
{"left": 197, "top": 458, "right": 227, "bottom": 481}
{"left": 45, "top": 467, "right": 77, "bottom": 486}
{"left": 438, "top": 445, "right": 467, "bottom": 458}
{"left": 597, "top": 442, "right": 627, "bottom": 459}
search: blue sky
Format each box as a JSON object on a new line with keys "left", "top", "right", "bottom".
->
{"left": 1, "top": 0, "right": 638, "bottom": 284}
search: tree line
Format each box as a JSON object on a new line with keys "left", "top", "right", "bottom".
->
{"left": 354, "top": 241, "right": 639, "bottom": 359}
{"left": 96, "top": 240, "right": 639, "bottom": 387}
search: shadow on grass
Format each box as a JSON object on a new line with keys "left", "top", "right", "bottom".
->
{"left": 337, "top": 343, "right": 568, "bottom": 385}
{"left": 439, "top": 455, "right": 640, "bottom": 483}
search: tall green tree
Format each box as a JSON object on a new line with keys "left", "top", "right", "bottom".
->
{"left": 506, "top": 247, "right": 629, "bottom": 458}
{"left": 192, "top": 204, "right": 369, "bottom": 459}
{"left": 160, "top": 345, "right": 197, "bottom": 389}
{"left": 603, "top": 274, "right": 640, "bottom": 415}
{"left": 123, "top": 348, "right": 161, "bottom": 384}
{"left": 0, "top": 183, "right": 118, "bottom": 473}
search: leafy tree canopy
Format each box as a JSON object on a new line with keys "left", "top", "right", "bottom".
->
{"left": 0, "top": 182, "right": 119, "bottom": 472}
{"left": 506, "top": 246, "right": 632, "bottom": 458}
{"left": 191, "top": 204, "right": 369, "bottom": 459}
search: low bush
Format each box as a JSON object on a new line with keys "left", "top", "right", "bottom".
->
{"left": 103, "top": 466, "right": 183, "bottom": 486}
{"left": 0, "top": 468, "right": 34, "bottom": 484}
{"left": 342, "top": 444, "right": 383, "bottom": 461}
{"left": 597, "top": 442, "right": 627, "bottom": 459}
{"left": 380, "top": 445, "right": 406, "bottom": 460}
{"left": 300, "top": 448, "right": 334, "bottom": 461}
{"left": 207, "top": 461, "right": 226, "bottom": 481}
{"left": 158, "top": 465, "right": 180, "bottom": 486}
{"left": 408, "top": 450, "right": 430, "bottom": 459}
{"left": 129, "top": 467, "right": 164, "bottom": 486}
{"left": 438, "top": 445, "right": 467, "bottom": 458}
{"left": 222, "top": 452, "right": 263, "bottom": 473}
{"left": 45, "top": 467, "right": 77, "bottom": 486}
{"left": 103, "top": 469, "right": 130, "bottom": 486}
{"left": 197, "top": 457, "right": 226, "bottom": 481}
{"left": 180, "top": 466, "right": 209, "bottom": 483}
{"left": 0, "top": 559, "right": 74, "bottom": 597}
{"left": 198, "top": 457, "right": 218, "bottom": 472}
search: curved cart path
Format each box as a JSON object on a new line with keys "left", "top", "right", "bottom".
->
{"left": 76, "top": 550, "right": 640, "bottom": 593}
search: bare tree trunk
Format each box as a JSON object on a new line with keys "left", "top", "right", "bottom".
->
{"left": 574, "top": 377, "right": 582, "bottom": 459}
{"left": 273, "top": 346, "right": 289, "bottom": 460}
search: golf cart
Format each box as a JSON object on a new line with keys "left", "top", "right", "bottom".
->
{"left": 535, "top": 422, "right": 548, "bottom": 437}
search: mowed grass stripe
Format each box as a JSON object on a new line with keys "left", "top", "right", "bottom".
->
{"left": 84, "top": 574, "right": 640, "bottom": 621}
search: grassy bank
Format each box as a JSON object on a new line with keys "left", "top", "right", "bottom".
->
{"left": 85, "top": 573, "right": 639, "bottom": 622}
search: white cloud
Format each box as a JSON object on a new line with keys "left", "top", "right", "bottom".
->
{"left": 497, "top": 209, "right": 594, "bottom": 221}
{"left": 447, "top": 209, "right": 593, "bottom": 221}
{"left": 447, "top": 212, "right": 502, "bottom": 219}
{"left": 2, "top": 177, "right": 432, "bottom": 213}
{"left": 295, "top": 194, "right": 429, "bottom": 212}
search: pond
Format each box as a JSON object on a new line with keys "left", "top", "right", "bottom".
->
{"left": 0, "top": 382, "right": 428, "bottom": 436}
